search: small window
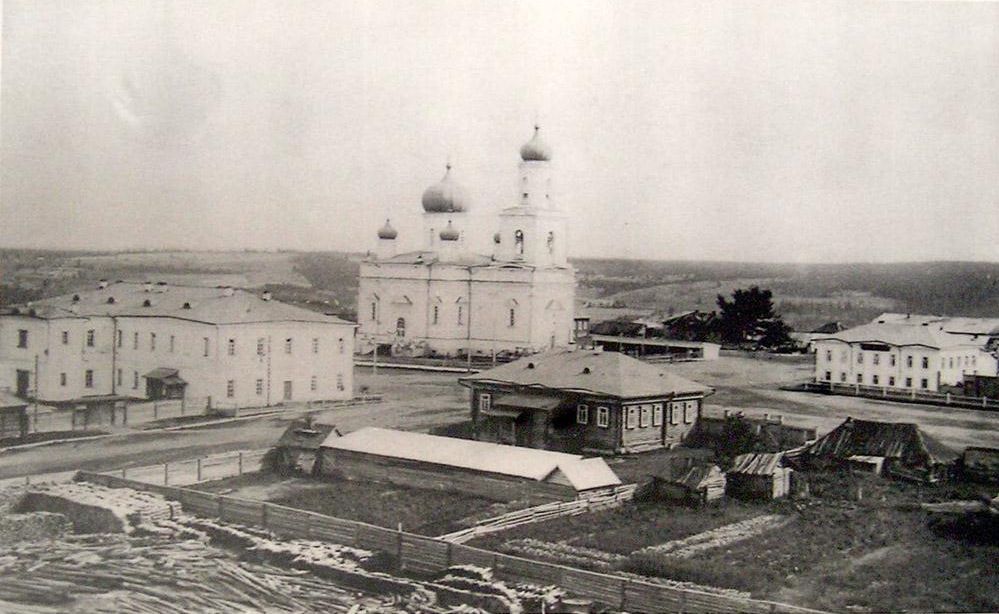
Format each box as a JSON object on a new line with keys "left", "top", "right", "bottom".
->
{"left": 840, "top": 372, "right": 847, "bottom": 383}
{"left": 683, "top": 401, "right": 695, "bottom": 424}
{"left": 116, "top": 330, "right": 123, "bottom": 348}
{"left": 17, "top": 329, "right": 28, "bottom": 348}
{"left": 371, "top": 302, "right": 377, "bottom": 321}
{"left": 61, "top": 331, "right": 69, "bottom": 345}
{"left": 509, "top": 308, "right": 516, "bottom": 327}
{"left": 457, "top": 306, "right": 464, "bottom": 325}
{"left": 116, "top": 369, "right": 122, "bottom": 387}
{"left": 921, "top": 357, "right": 929, "bottom": 369}
{"left": 133, "top": 371, "right": 139, "bottom": 389}
{"left": 150, "top": 333, "right": 156, "bottom": 351}
{"left": 906, "top": 355, "right": 913, "bottom": 368}
{"left": 652, "top": 403, "right": 663, "bottom": 427}
{"left": 169, "top": 335, "right": 175, "bottom": 353}
{"left": 133, "top": 332, "right": 139, "bottom": 350}
{"left": 670, "top": 402, "right": 680, "bottom": 425}
{"left": 825, "top": 350, "right": 832, "bottom": 362}
{"left": 336, "top": 374, "right": 345, "bottom": 391}
{"left": 255, "top": 379, "right": 264, "bottom": 396}
{"left": 872, "top": 374, "right": 880, "bottom": 385}
{"left": 285, "top": 338, "right": 293, "bottom": 354}
{"left": 824, "top": 371, "right": 831, "bottom": 381}
{"left": 626, "top": 406, "right": 638, "bottom": 429}
{"left": 338, "top": 338, "right": 345, "bottom": 354}
{"left": 227, "top": 339, "right": 236, "bottom": 356}
{"left": 890, "top": 354, "right": 896, "bottom": 367}
{"left": 577, "top": 404, "right": 589, "bottom": 425}
{"left": 639, "top": 405, "right": 651, "bottom": 428}
{"left": 86, "top": 329, "right": 95, "bottom": 347}
{"left": 60, "top": 372, "right": 67, "bottom": 387}
{"left": 920, "top": 378, "right": 928, "bottom": 389}
{"left": 226, "top": 380, "right": 235, "bottom": 398}
{"left": 203, "top": 337, "right": 210, "bottom": 357}
{"left": 479, "top": 393, "right": 492, "bottom": 413}
{"left": 948, "top": 357, "right": 954, "bottom": 369}
{"left": 597, "top": 406, "right": 610, "bottom": 428}
{"left": 905, "top": 377, "right": 913, "bottom": 388}
{"left": 310, "top": 375, "right": 318, "bottom": 391}
{"left": 889, "top": 376, "right": 896, "bottom": 386}
{"left": 432, "top": 305, "right": 439, "bottom": 325}
{"left": 857, "top": 353, "right": 863, "bottom": 364}
{"left": 257, "top": 338, "right": 266, "bottom": 356}
{"left": 312, "top": 338, "right": 319, "bottom": 354}
{"left": 872, "top": 354, "right": 880, "bottom": 366}
{"left": 84, "top": 369, "right": 94, "bottom": 388}
{"left": 856, "top": 374, "right": 863, "bottom": 384}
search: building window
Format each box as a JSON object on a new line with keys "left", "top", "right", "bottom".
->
{"left": 889, "top": 376, "right": 896, "bottom": 386}
{"left": 948, "top": 357, "right": 954, "bottom": 369}
{"left": 60, "top": 373, "right": 67, "bottom": 387}
{"left": 371, "top": 302, "right": 377, "bottom": 322}
{"left": 257, "top": 338, "right": 266, "bottom": 356}
{"left": 626, "top": 406, "right": 638, "bottom": 429}
{"left": 256, "top": 379, "right": 264, "bottom": 396}
{"left": 84, "top": 370, "right": 94, "bottom": 388}
{"left": 840, "top": 372, "right": 847, "bottom": 382}
{"left": 920, "top": 378, "right": 929, "bottom": 389}
{"left": 284, "top": 338, "right": 293, "bottom": 354}
{"left": 825, "top": 350, "right": 832, "bottom": 362}
{"left": 338, "top": 338, "right": 345, "bottom": 354}
{"left": 310, "top": 375, "right": 318, "bottom": 391}
{"left": 890, "top": 354, "right": 896, "bottom": 367}
{"left": 457, "top": 306, "right": 464, "bottom": 326}
{"left": 61, "top": 331, "right": 69, "bottom": 345}
{"left": 597, "top": 406, "right": 610, "bottom": 428}
{"left": 922, "top": 357, "right": 929, "bottom": 369}
{"left": 840, "top": 350, "right": 847, "bottom": 363}
{"left": 226, "top": 380, "right": 235, "bottom": 398}
{"left": 905, "top": 377, "right": 912, "bottom": 388}
{"left": 283, "top": 380, "right": 293, "bottom": 400}
{"left": 509, "top": 308, "right": 516, "bottom": 327}
{"left": 133, "top": 371, "right": 139, "bottom": 389}
{"left": 16, "top": 330, "right": 28, "bottom": 348}
{"left": 227, "top": 339, "right": 236, "bottom": 356}
{"left": 396, "top": 318, "right": 406, "bottom": 337}
{"left": 857, "top": 353, "right": 863, "bottom": 364}
{"left": 872, "top": 354, "right": 880, "bottom": 366}
{"left": 203, "top": 337, "right": 210, "bottom": 357}
{"left": 336, "top": 374, "right": 345, "bottom": 391}
{"left": 116, "top": 330, "right": 122, "bottom": 348}
{"left": 432, "top": 305, "right": 439, "bottom": 325}
{"left": 479, "top": 393, "right": 491, "bottom": 413}
{"left": 312, "top": 338, "right": 319, "bottom": 353}
{"left": 856, "top": 374, "right": 863, "bottom": 384}
{"left": 639, "top": 405, "right": 651, "bottom": 427}
{"left": 169, "top": 335, "right": 175, "bottom": 353}
{"left": 514, "top": 229, "right": 524, "bottom": 255}
{"left": 116, "top": 369, "right": 122, "bottom": 387}
{"left": 872, "top": 374, "right": 880, "bottom": 385}
{"left": 670, "top": 402, "right": 680, "bottom": 425}
{"left": 824, "top": 371, "right": 832, "bottom": 381}
{"left": 86, "top": 330, "right": 95, "bottom": 347}
{"left": 577, "top": 404, "right": 589, "bottom": 425}
{"left": 683, "top": 401, "right": 695, "bottom": 424}
{"left": 652, "top": 403, "right": 663, "bottom": 427}
{"left": 150, "top": 333, "right": 156, "bottom": 351}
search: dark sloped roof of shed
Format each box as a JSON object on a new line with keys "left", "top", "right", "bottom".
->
{"left": 277, "top": 420, "right": 337, "bottom": 451}
{"left": 729, "top": 452, "right": 787, "bottom": 476}
{"left": 807, "top": 418, "right": 959, "bottom": 465}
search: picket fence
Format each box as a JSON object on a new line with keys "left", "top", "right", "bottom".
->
{"left": 77, "top": 471, "right": 825, "bottom": 614}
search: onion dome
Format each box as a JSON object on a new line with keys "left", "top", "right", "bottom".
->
{"left": 377, "top": 219, "right": 397, "bottom": 240}
{"left": 493, "top": 232, "right": 501, "bottom": 244}
{"left": 439, "top": 220, "right": 460, "bottom": 242}
{"left": 421, "top": 163, "right": 469, "bottom": 213}
{"left": 519, "top": 125, "right": 552, "bottom": 162}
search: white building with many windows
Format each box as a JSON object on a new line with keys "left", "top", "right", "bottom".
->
{"left": 0, "top": 281, "right": 355, "bottom": 409}
{"left": 812, "top": 313, "right": 999, "bottom": 392}
{"left": 357, "top": 126, "right": 576, "bottom": 358}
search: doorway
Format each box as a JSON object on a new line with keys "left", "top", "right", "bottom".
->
{"left": 15, "top": 370, "right": 30, "bottom": 398}
{"left": 283, "top": 380, "right": 293, "bottom": 401}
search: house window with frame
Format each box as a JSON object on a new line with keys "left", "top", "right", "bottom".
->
{"left": 169, "top": 335, "right": 175, "bottom": 353}
{"left": 652, "top": 403, "right": 663, "bottom": 427}
{"left": 150, "top": 333, "right": 156, "bottom": 351}
{"left": 479, "top": 393, "right": 491, "bottom": 413}
{"left": 84, "top": 370, "right": 94, "bottom": 388}
{"left": 60, "top": 373, "right": 67, "bottom": 387}
{"left": 825, "top": 350, "right": 832, "bottom": 362}
{"left": 87, "top": 330, "right": 95, "bottom": 347}
{"left": 840, "top": 372, "right": 847, "bottom": 382}
{"left": 116, "top": 330, "right": 122, "bottom": 348}
{"left": 626, "top": 406, "right": 638, "bottom": 429}
{"left": 226, "top": 380, "right": 235, "bottom": 398}
{"left": 310, "top": 375, "right": 318, "bottom": 391}
{"left": 684, "top": 401, "right": 695, "bottom": 424}
{"left": 133, "top": 332, "right": 139, "bottom": 350}
{"left": 17, "top": 330, "right": 28, "bottom": 348}
{"left": 639, "top": 405, "right": 651, "bottom": 428}
{"left": 133, "top": 371, "right": 139, "bottom": 389}
{"left": 872, "top": 374, "right": 880, "bottom": 385}
{"left": 857, "top": 353, "right": 863, "bottom": 364}
{"left": 890, "top": 354, "right": 896, "bottom": 367}
{"left": 921, "top": 357, "right": 929, "bottom": 369}
{"left": 338, "top": 338, "right": 345, "bottom": 354}
{"left": 577, "top": 404, "right": 589, "bottom": 425}
{"left": 285, "top": 338, "right": 293, "bottom": 354}
{"left": 824, "top": 371, "right": 831, "bottom": 381}
{"left": 203, "top": 337, "right": 210, "bottom": 357}
{"left": 889, "top": 376, "right": 896, "bottom": 386}
{"left": 432, "top": 305, "right": 439, "bottom": 325}
{"left": 257, "top": 338, "right": 266, "bottom": 356}
{"left": 61, "top": 331, "right": 69, "bottom": 345}
{"left": 371, "top": 302, "right": 377, "bottom": 322}
{"left": 670, "top": 402, "right": 680, "bottom": 425}
{"left": 905, "top": 377, "right": 912, "bottom": 387}
{"left": 920, "top": 378, "right": 929, "bottom": 389}
{"left": 906, "top": 355, "right": 913, "bottom": 368}
{"left": 227, "top": 339, "right": 235, "bottom": 356}
{"left": 312, "top": 338, "right": 319, "bottom": 354}
{"left": 457, "top": 306, "right": 464, "bottom": 325}
{"left": 336, "top": 374, "right": 345, "bottom": 391}
{"left": 255, "top": 379, "right": 264, "bottom": 396}
{"left": 116, "top": 369, "right": 122, "bottom": 387}
{"left": 509, "top": 308, "right": 516, "bottom": 327}
{"left": 873, "top": 354, "right": 880, "bottom": 366}
{"left": 597, "top": 406, "right": 610, "bottom": 428}
{"left": 856, "top": 374, "right": 863, "bottom": 384}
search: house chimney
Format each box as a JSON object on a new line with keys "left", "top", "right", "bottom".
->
{"left": 262, "top": 291, "right": 273, "bottom": 301}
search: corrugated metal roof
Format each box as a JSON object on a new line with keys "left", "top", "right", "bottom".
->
{"left": 461, "top": 348, "right": 713, "bottom": 400}
{"left": 729, "top": 452, "right": 786, "bottom": 476}
{"left": 322, "top": 427, "right": 621, "bottom": 491}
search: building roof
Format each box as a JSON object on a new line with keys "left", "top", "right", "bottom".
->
{"left": 813, "top": 322, "right": 979, "bottom": 350}
{"left": 652, "top": 459, "right": 725, "bottom": 490}
{"left": 422, "top": 163, "right": 470, "bottom": 213}
{"left": 806, "top": 418, "right": 959, "bottom": 465}
{"left": 460, "top": 348, "right": 713, "bottom": 400}
{"left": 2, "top": 282, "right": 353, "bottom": 326}
{"left": 276, "top": 419, "right": 337, "bottom": 451}
{"left": 373, "top": 250, "right": 495, "bottom": 267}
{"left": 872, "top": 313, "right": 999, "bottom": 336}
{"left": 728, "top": 452, "right": 787, "bottom": 476}
{"left": 321, "top": 427, "right": 621, "bottom": 491}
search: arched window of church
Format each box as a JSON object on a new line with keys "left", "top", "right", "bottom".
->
{"left": 514, "top": 230, "right": 524, "bottom": 255}
{"left": 396, "top": 318, "right": 406, "bottom": 337}
{"left": 547, "top": 231, "right": 555, "bottom": 254}
{"left": 509, "top": 308, "right": 516, "bottom": 327}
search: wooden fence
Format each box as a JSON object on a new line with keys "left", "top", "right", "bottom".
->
{"left": 77, "top": 471, "right": 825, "bottom": 614}
{"left": 110, "top": 449, "right": 268, "bottom": 487}
{"left": 438, "top": 484, "right": 639, "bottom": 543}
{"left": 798, "top": 381, "right": 999, "bottom": 411}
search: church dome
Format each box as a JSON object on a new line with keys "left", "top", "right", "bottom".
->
{"left": 520, "top": 125, "right": 552, "bottom": 162}
{"left": 422, "top": 164, "right": 469, "bottom": 213}
{"left": 377, "top": 219, "right": 397, "bottom": 240}
{"left": 439, "top": 220, "right": 460, "bottom": 242}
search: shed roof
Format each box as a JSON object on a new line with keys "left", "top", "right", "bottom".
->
{"left": 729, "top": 452, "right": 787, "bottom": 476}
{"left": 806, "top": 418, "right": 959, "bottom": 465}
{"left": 652, "top": 459, "right": 725, "bottom": 490}
{"left": 461, "top": 348, "right": 713, "bottom": 400}
{"left": 277, "top": 420, "right": 337, "bottom": 451}
{"left": 322, "top": 427, "right": 621, "bottom": 491}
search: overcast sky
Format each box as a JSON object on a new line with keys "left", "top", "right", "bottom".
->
{"left": 2, "top": 0, "right": 997, "bottom": 262}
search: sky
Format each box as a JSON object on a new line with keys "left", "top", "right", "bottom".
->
{"left": 1, "top": 0, "right": 998, "bottom": 263}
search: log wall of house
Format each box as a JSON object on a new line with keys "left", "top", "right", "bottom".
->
{"left": 319, "top": 449, "right": 577, "bottom": 504}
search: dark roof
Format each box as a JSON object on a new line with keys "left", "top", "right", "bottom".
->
{"left": 810, "top": 321, "right": 844, "bottom": 334}
{"left": 728, "top": 452, "right": 787, "bottom": 476}
{"left": 276, "top": 419, "right": 337, "bottom": 451}
{"left": 461, "top": 349, "right": 713, "bottom": 400}
{"left": 807, "top": 418, "right": 959, "bottom": 466}
{"left": 651, "top": 459, "right": 725, "bottom": 490}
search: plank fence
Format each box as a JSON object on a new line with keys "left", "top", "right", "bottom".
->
{"left": 796, "top": 381, "right": 999, "bottom": 411}
{"left": 77, "top": 471, "right": 826, "bottom": 614}
{"left": 110, "top": 449, "right": 268, "bottom": 487}
{"left": 438, "top": 484, "right": 639, "bottom": 543}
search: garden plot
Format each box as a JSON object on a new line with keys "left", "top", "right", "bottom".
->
{"left": 636, "top": 514, "right": 790, "bottom": 559}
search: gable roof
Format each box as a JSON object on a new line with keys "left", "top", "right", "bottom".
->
{"left": 322, "top": 427, "right": 621, "bottom": 491}
{"left": 813, "top": 322, "right": 979, "bottom": 350}
{"left": 652, "top": 459, "right": 725, "bottom": 490}
{"left": 728, "top": 452, "right": 787, "bottom": 476}
{"left": 806, "top": 418, "right": 959, "bottom": 465}
{"left": 460, "top": 349, "right": 713, "bottom": 400}
{"left": 3, "top": 282, "right": 353, "bottom": 326}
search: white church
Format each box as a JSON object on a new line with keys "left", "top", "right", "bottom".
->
{"left": 357, "top": 126, "right": 576, "bottom": 358}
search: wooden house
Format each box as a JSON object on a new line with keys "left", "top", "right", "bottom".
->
{"left": 803, "top": 417, "right": 958, "bottom": 483}
{"left": 649, "top": 459, "right": 726, "bottom": 505}
{"left": 726, "top": 452, "right": 793, "bottom": 500}
{"left": 460, "top": 348, "right": 713, "bottom": 455}
{"left": 274, "top": 419, "right": 337, "bottom": 475}
{"left": 318, "top": 427, "right": 622, "bottom": 503}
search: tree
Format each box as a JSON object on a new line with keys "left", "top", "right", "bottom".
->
{"left": 758, "top": 317, "right": 794, "bottom": 350}
{"left": 715, "top": 286, "right": 779, "bottom": 345}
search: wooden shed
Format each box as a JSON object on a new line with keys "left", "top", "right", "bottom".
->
{"left": 649, "top": 459, "right": 726, "bottom": 505}
{"left": 274, "top": 419, "right": 337, "bottom": 475}
{"left": 318, "top": 427, "right": 622, "bottom": 504}
{"left": 726, "top": 452, "right": 792, "bottom": 500}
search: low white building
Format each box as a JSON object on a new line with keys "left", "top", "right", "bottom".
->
{"left": 812, "top": 314, "right": 999, "bottom": 392}
{"left": 0, "top": 281, "right": 356, "bottom": 409}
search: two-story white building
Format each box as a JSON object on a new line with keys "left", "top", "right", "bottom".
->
{"left": 0, "top": 281, "right": 356, "bottom": 409}
{"left": 812, "top": 314, "right": 999, "bottom": 392}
